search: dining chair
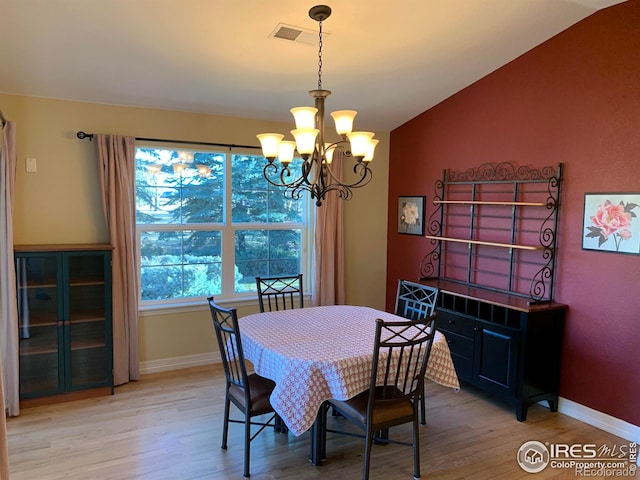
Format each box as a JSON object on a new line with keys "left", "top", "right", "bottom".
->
{"left": 325, "top": 314, "right": 438, "bottom": 480}
{"left": 394, "top": 279, "right": 439, "bottom": 424}
{"left": 207, "top": 297, "right": 284, "bottom": 478}
{"left": 255, "top": 274, "right": 304, "bottom": 312}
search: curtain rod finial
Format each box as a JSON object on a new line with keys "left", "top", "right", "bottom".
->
{"left": 76, "top": 131, "right": 93, "bottom": 141}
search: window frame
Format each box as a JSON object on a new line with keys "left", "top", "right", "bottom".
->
{"left": 135, "top": 143, "right": 314, "bottom": 311}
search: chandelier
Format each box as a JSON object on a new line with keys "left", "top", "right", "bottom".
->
{"left": 257, "top": 5, "right": 377, "bottom": 207}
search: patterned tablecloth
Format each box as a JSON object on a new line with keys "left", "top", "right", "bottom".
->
{"left": 239, "top": 305, "right": 460, "bottom": 436}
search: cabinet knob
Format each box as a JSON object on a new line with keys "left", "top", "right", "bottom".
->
{"left": 447, "top": 339, "right": 454, "bottom": 345}
{"left": 64, "top": 320, "right": 70, "bottom": 326}
{"left": 57, "top": 321, "right": 63, "bottom": 327}
{"left": 448, "top": 319, "right": 455, "bottom": 325}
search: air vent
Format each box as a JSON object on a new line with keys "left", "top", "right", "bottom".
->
{"left": 269, "top": 23, "right": 323, "bottom": 46}
{"left": 274, "top": 26, "right": 302, "bottom": 41}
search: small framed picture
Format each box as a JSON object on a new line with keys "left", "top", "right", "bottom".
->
{"left": 398, "top": 196, "right": 425, "bottom": 235}
{"left": 582, "top": 192, "right": 640, "bottom": 255}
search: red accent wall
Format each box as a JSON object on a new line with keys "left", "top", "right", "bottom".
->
{"left": 387, "top": 1, "right": 640, "bottom": 426}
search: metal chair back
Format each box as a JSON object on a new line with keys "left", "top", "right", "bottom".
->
{"left": 394, "top": 279, "right": 438, "bottom": 320}
{"left": 208, "top": 298, "right": 249, "bottom": 393}
{"left": 368, "top": 315, "right": 437, "bottom": 413}
{"left": 255, "top": 274, "right": 304, "bottom": 312}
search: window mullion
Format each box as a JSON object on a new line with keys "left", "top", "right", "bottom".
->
{"left": 222, "top": 151, "right": 235, "bottom": 298}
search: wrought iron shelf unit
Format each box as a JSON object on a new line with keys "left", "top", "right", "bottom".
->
{"left": 420, "top": 162, "right": 563, "bottom": 303}
{"left": 417, "top": 163, "right": 565, "bottom": 421}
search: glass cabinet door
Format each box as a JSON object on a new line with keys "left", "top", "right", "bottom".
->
{"left": 66, "top": 252, "right": 110, "bottom": 389}
{"left": 16, "top": 254, "right": 62, "bottom": 396}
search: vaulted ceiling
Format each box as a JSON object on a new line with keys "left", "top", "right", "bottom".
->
{"left": 0, "top": 0, "right": 625, "bottom": 131}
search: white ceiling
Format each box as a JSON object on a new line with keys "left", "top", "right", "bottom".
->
{"left": 0, "top": 0, "right": 625, "bottom": 132}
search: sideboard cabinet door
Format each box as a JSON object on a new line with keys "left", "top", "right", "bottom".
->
{"left": 472, "top": 320, "right": 519, "bottom": 396}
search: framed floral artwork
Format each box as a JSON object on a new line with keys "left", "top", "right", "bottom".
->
{"left": 582, "top": 193, "right": 640, "bottom": 255}
{"left": 398, "top": 196, "right": 425, "bottom": 235}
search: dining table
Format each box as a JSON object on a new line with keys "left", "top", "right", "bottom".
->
{"left": 238, "top": 304, "right": 460, "bottom": 465}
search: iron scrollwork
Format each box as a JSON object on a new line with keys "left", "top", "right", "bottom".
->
{"left": 419, "top": 178, "right": 444, "bottom": 279}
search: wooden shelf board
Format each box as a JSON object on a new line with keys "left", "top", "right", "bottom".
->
{"left": 18, "top": 320, "right": 58, "bottom": 328}
{"left": 69, "top": 316, "right": 106, "bottom": 323}
{"left": 70, "top": 280, "right": 106, "bottom": 287}
{"left": 19, "top": 348, "right": 58, "bottom": 356}
{"left": 70, "top": 342, "right": 106, "bottom": 351}
{"left": 14, "top": 244, "right": 114, "bottom": 252}
{"left": 434, "top": 200, "right": 546, "bottom": 207}
{"left": 419, "top": 278, "right": 567, "bottom": 313}
{"left": 425, "top": 235, "right": 543, "bottom": 251}
{"left": 17, "top": 283, "right": 57, "bottom": 289}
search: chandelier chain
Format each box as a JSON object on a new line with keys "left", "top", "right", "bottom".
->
{"left": 317, "top": 20, "right": 323, "bottom": 90}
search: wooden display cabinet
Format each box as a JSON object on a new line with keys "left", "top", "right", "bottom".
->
{"left": 14, "top": 244, "right": 114, "bottom": 406}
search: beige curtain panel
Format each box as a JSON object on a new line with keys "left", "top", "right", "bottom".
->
{"left": 0, "top": 120, "right": 19, "bottom": 478}
{"left": 313, "top": 152, "right": 346, "bottom": 306}
{"left": 96, "top": 134, "right": 140, "bottom": 385}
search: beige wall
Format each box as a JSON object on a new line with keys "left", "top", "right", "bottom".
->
{"left": 1, "top": 93, "right": 389, "bottom": 365}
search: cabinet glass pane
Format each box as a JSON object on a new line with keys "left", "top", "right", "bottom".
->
{"left": 67, "top": 254, "right": 108, "bottom": 388}
{"left": 69, "top": 318, "right": 107, "bottom": 387}
{"left": 19, "top": 351, "right": 59, "bottom": 394}
{"left": 68, "top": 255, "right": 106, "bottom": 323}
{"left": 16, "top": 256, "right": 61, "bottom": 395}
{"left": 69, "top": 344, "right": 108, "bottom": 386}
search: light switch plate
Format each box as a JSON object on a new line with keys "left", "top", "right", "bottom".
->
{"left": 26, "top": 157, "right": 37, "bottom": 173}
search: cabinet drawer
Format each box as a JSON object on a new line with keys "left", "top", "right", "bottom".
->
{"left": 437, "top": 310, "right": 475, "bottom": 338}
{"left": 439, "top": 330, "right": 473, "bottom": 358}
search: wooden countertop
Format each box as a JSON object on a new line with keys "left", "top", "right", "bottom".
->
{"left": 419, "top": 277, "right": 567, "bottom": 313}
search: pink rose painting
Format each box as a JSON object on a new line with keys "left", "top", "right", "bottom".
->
{"left": 583, "top": 194, "right": 639, "bottom": 254}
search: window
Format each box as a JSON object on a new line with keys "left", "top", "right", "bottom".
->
{"left": 135, "top": 146, "right": 310, "bottom": 304}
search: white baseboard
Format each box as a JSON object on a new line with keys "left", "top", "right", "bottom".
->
{"left": 140, "top": 354, "right": 639, "bottom": 448}
{"left": 557, "top": 397, "right": 640, "bottom": 445}
{"left": 139, "top": 353, "right": 219, "bottom": 375}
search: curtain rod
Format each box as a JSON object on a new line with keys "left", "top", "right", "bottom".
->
{"left": 76, "top": 131, "right": 260, "bottom": 150}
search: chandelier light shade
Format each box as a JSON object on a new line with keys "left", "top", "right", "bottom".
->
{"left": 278, "top": 141, "right": 297, "bottom": 165}
{"left": 330, "top": 110, "right": 357, "bottom": 135}
{"left": 256, "top": 133, "right": 284, "bottom": 159}
{"left": 257, "top": 5, "right": 376, "bottom": 207}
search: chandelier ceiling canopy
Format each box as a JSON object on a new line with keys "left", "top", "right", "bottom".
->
{"left": 257, "top": 5, "right": 377, "bottom": 207}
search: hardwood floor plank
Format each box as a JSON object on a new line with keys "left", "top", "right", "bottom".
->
{"left": 7, "top": 365, "right": 631, "bottom": 479}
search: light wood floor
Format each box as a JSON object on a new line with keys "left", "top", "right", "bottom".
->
{"left": 7, "top": 364, "right": 629, "bottom": 479}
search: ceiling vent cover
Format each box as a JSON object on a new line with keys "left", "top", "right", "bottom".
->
{"left": 269, "top": 23, "right": 323, "bottom": 46}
